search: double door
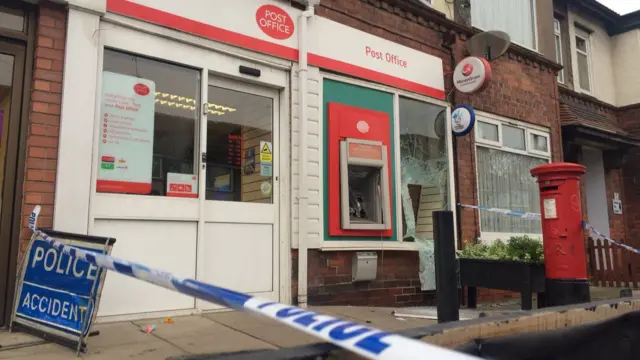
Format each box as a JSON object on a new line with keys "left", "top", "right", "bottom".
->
{"left": 93, "top": 72, "right": 282, "bottom": 318}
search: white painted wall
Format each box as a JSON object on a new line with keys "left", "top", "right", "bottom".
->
{"left": 567, "top": 8, "right": 617, "bottom": 105}
{"left": 566, "top": 8, "right": 640, "bottom": 107}
{"left": 612, "top": 29, "right": 640, "bottom": 107}
{"left": 291, "top": 64, "right": 322, "bottom": 249}
{"left": 54, "top": 8, "right": 101, "bottom": 233}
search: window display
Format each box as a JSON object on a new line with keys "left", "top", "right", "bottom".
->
{"left": 99, "top": 49, "right": 200, "bottom": 197}
{"left": 204, "top": 86, "right": 273, "bottom": 203}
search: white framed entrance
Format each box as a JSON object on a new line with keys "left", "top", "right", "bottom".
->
{"left": 56, "top": 16, "right": 292, "bottom": 321}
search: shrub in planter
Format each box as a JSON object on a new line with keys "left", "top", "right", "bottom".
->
{"left": 458, "top": 236, "right": 544, "bottom": 264}
{"left": 457, "top": 236, "right": 546, "bottom": 310}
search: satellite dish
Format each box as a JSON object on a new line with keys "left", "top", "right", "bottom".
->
{"left": 466, "top": 31, "right": 511, "bottom": 61}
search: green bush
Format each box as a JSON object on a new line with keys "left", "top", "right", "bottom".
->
{"left": 458, "top": 236, "right": 544, "bottom": 264}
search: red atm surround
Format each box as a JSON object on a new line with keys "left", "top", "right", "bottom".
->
{"left": 327, "top": 102, "right": 393, "bottom": 238}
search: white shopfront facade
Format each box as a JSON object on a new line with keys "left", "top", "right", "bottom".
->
{"left": 54, "top": 0, "right": 449, "bottom": 321}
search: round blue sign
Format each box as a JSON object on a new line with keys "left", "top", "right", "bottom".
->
{"left": 451, "top": 104, "right": 476, "bottom": 136}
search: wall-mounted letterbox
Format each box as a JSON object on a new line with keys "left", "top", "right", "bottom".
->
{"left": 340, "top": 138, "right": 391, "bottom": 230}
{"left": 327, "top": 102, "right": 394, "bottom": 238}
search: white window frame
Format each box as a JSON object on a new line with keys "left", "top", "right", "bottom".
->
{"left": 318, "top": 72, "right": 457, "bottom": 251}
{"left": 574, "top": 25, "right": 593, "bottom": 94}
{"left": 473, "top": 112, "right": 550, "bottom": 243}
{"left": 476, "top": 117, "right": 502, "bottom": 148}
{"left": 554, "top": 18, "right": 564, "bottom": 84}
{"left": 470, "top": 0, "right": 539, "bottom": 52}
{"left": 528, "top": 128, "right": 551, "bottom": 157}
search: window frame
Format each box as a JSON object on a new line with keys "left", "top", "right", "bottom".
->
{"left": 469, "top": 0, "right": 539, "bottom": 52}
{"left": 318, "top": 72, "right": 456, "bottom": 251}
{"left": 98, "top": 47, "right": 202, "bottom": 198}
{"left": 574, "top": 25, "right": 593, "bottom": 94}
{"left": 473, "top": 112, "right": 551, "bottom": 243}
{"left": 554, "top": 18, "right": 564, "bottom": 84}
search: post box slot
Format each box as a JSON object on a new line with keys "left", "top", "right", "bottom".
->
{"left": 540, "top": 185, "right": 559, "bottom": 192}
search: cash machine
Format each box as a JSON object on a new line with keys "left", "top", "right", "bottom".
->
{"left": 327, "top": 103, "right": 393, "bottom": 238}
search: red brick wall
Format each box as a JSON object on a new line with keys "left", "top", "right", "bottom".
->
{"left": 300, "top": 0, "right": 561, "bottom": 307}
{"left": 306, "top": 250, "right": 433, "bottom": 306}
{"left": 18, "top": 4, "right": 66, "bottom": 262}
{"left": 619, "top": 105, "right": 640, "bottom": 254}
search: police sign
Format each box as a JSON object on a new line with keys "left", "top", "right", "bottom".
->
{"left": 12, "top": 229, "right": 115, "bottom": 350}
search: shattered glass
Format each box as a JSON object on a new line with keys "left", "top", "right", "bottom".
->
{"left": 398, "top": 98, "right": 449, "bottom": 291}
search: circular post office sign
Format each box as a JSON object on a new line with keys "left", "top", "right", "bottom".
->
{"left": 451, "top": 104, "right": 476, "bottom": 136}
{"left": 453, "top": 56, "right": 492, "bottom": 94}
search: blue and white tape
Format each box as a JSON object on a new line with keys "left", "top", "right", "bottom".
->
{"left": 583, "top": 222, "right": 640, "bottom": 255}
{"left": 458, "top": 203, "right": 640, "bottom": 255}
{"left": 458, "top": 204, "right": 541, "bottom": 221}
{"left": 27, "top": 206, "right": 477, "bottom": 360}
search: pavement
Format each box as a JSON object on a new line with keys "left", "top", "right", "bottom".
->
{"left": 0, "top": 306, "right": 438, "bottom": 360}
{"left": 0, "top": 286, "right": 634, "bottom": 359}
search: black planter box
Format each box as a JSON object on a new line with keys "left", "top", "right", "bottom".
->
{"left": 459, "top": 258, "right": 546, "bottom": 310}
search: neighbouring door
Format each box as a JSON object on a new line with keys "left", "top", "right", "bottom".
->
{"left": 583, "top": 147, "right": 611, "bottom": 273}
{"left": 198, "top": 75, "right": 280, "bottom": 310}
{"left": 0, "top": 40, "right": 26, "bottom": 326}
{"left": 583, "top": 147, "right": 610, "bottom": 237}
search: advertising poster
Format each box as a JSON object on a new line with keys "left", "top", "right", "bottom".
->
{"left": 96, "top": 71, "right": 156, "bottom": 194}
{"left": 260, "top": 141, "right": 273, "bottom": 177}
{"left": 166, "top": 172, "right": 198, "bottom": 198}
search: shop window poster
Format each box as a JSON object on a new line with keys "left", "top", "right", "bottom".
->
{"left": 97, "top": 71, "right": 156, "bottom": 194}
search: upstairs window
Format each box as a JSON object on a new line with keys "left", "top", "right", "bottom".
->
{"left": 554, "top": 18, "right": 564, "bottom": 83}
{"left": 575, "top": 25, "right": 592, "bottom": 93}
{"left": 471, "top": 0, "right": 537, "bottom": 50}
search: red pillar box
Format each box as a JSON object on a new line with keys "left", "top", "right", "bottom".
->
{"left": 530, "top": 163, "right": 591, "bottom": 307}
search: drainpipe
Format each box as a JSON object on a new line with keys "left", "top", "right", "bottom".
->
{"left": 442, "top": 35, "right": 463, "bottom": 249}
{"left": 297, "top": 3, "right": 315, "bottom": 309}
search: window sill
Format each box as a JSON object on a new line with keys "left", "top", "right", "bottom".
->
{"left": 320, "top": 241, "right": 419, "bottom": 251}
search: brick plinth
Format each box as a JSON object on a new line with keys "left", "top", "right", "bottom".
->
{"left": 306, "top": 250, "right": 435, "bottom": 307}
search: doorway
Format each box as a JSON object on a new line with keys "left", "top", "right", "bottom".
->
{"left": 0, "top": 39, "right": 26, "bottom": 326}
{"left": 198, "top": 75, "right": 280, "bottom": 310}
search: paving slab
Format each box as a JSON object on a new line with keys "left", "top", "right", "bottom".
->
{"left": 83, "top": 341, "right": 185, "bottom": 360}
{"left": 88, "top": 321, "right": 162, "bottom": 349}
{"left": 164, "top": 326, "right": 276, "bottom": 355}
{"left": 204, "top": 311, "right": 320, "bottom": 348}
{"left": 313, "top": 306, "right": 438, "bottom": 331}
{"left": 0, "top": 343, "right": 71, "bottom": 359}
{"left": 136, "top": 315, "right": 277, "bottom": 355}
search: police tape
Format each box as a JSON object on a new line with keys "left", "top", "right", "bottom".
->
{"left": 27, "top": 206, "right": 478, "bottom": 360}
{"left": 458, "top": 204, "right": 542, "bottom": 221}
{"left": 583, "top": 222, "right": 640, "bottom": 255}
{"left": 457, "top": 203, "right": 640, "bottom": 255}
